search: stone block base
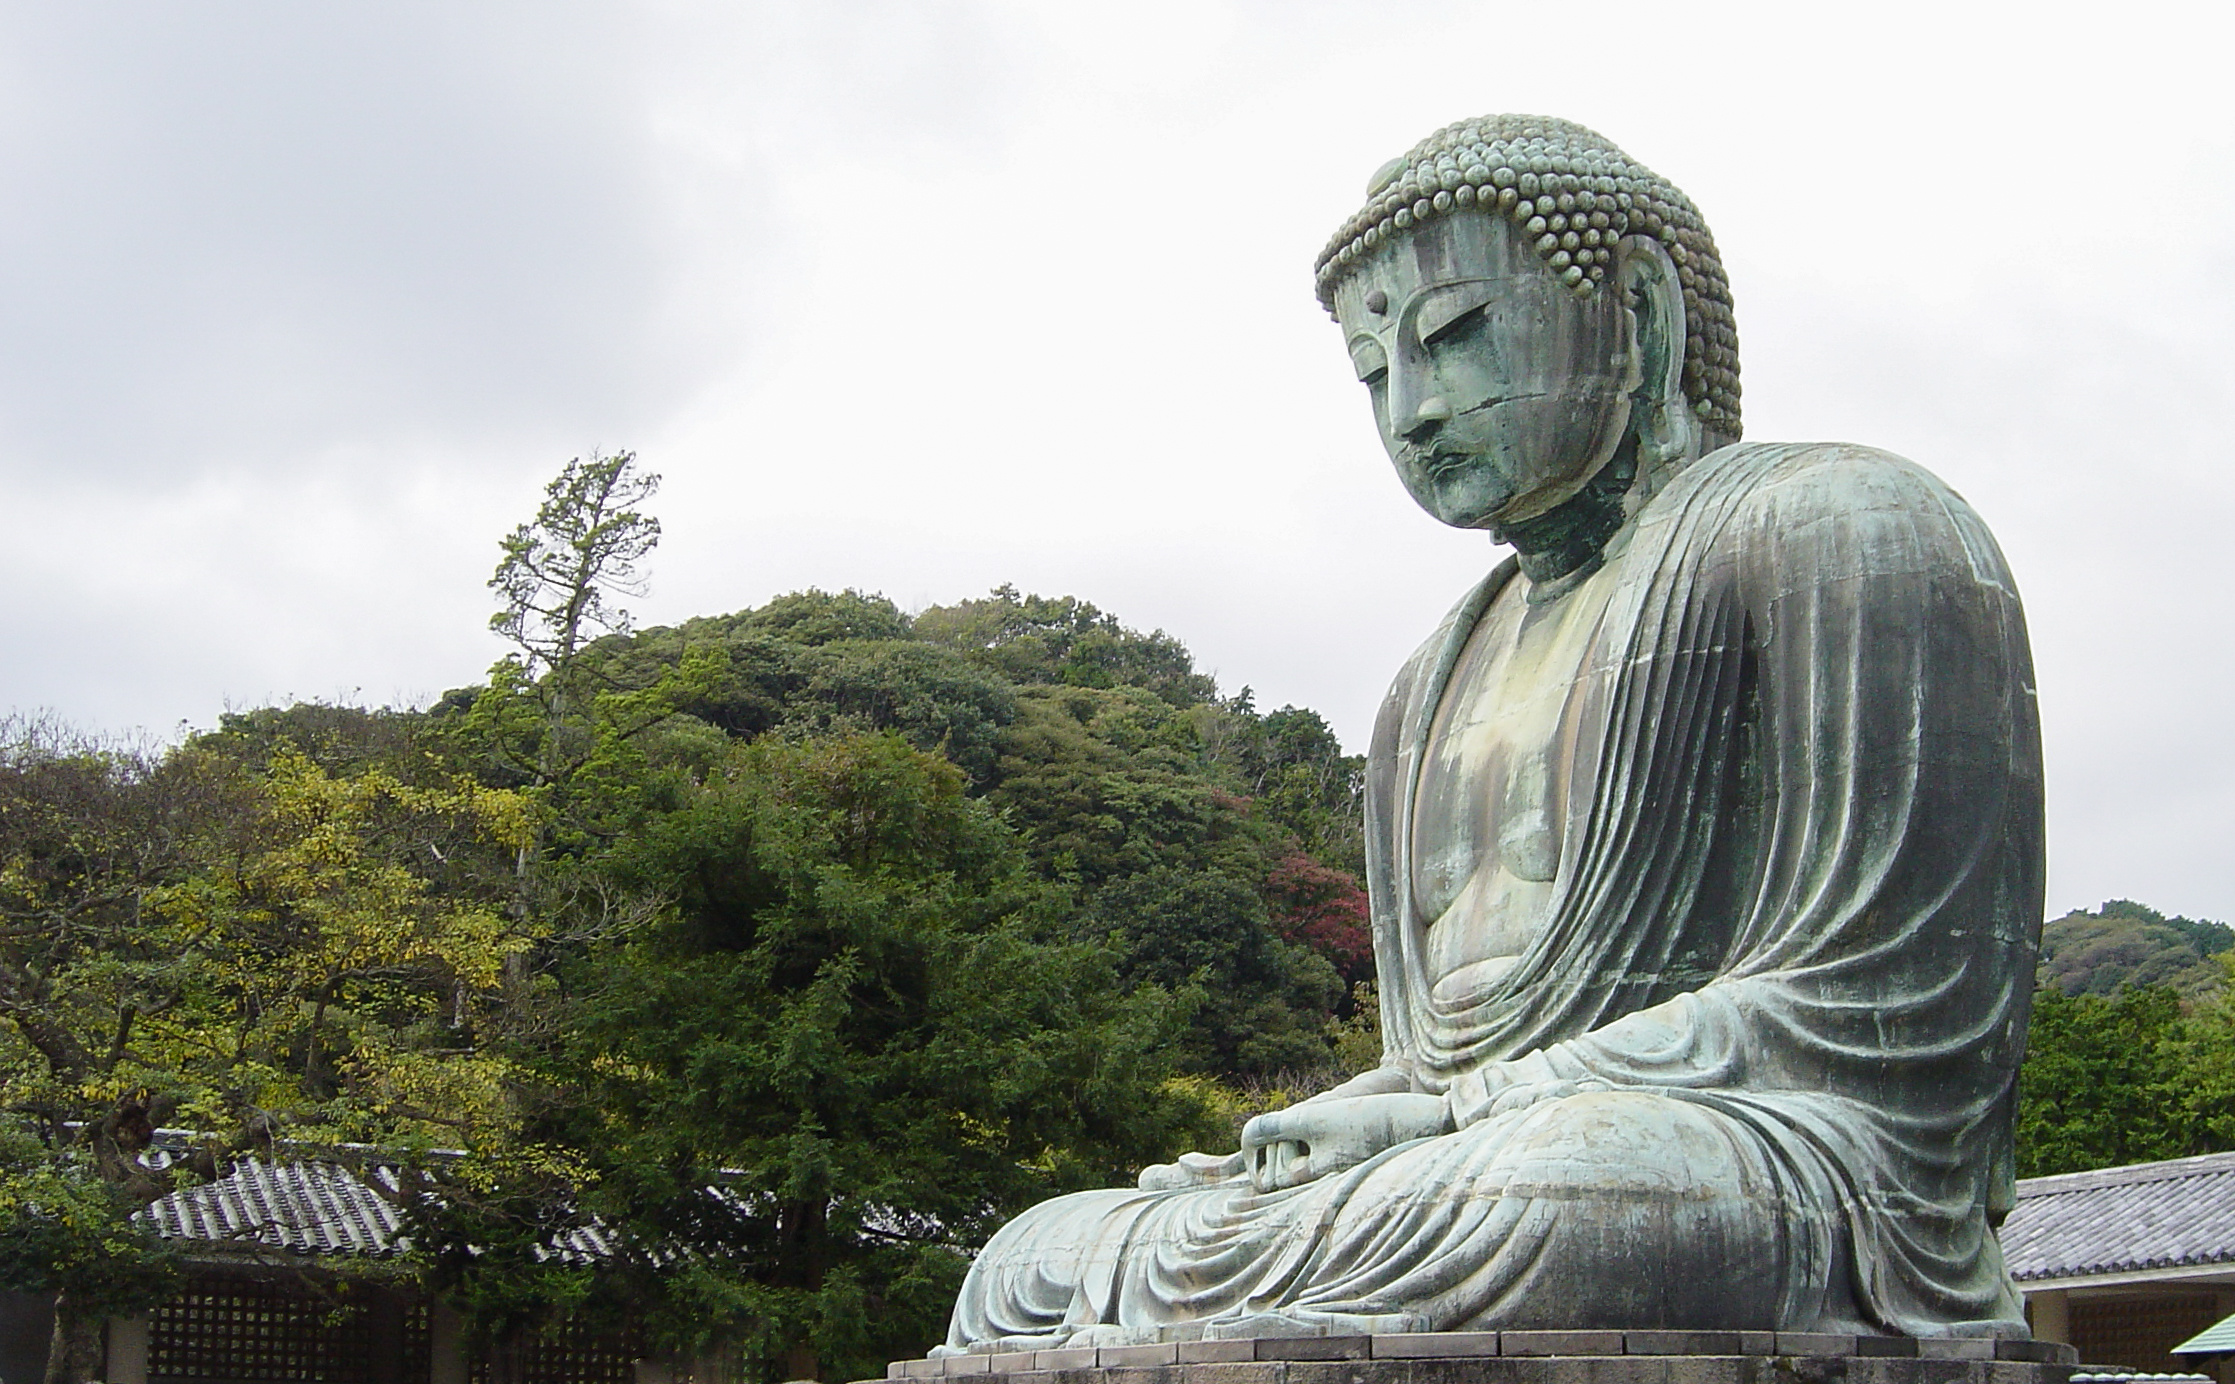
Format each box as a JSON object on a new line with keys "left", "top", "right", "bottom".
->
{"left": 861, "top": 1335, "right": 2080, "bottom": 1384}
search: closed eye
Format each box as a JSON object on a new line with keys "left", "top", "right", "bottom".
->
{"left": 1422, "top": 302, "right": 1487, "bottom": 347}
{"left": 1349, "top": 336, "right": 1388, "bottom": 385}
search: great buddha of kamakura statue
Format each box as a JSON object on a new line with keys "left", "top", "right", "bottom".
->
{"left": 941, "top": 115, "right": 2044, "bottom": 1347}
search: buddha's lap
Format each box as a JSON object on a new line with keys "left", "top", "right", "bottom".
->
{"left": 1442, "top": 1091, "right": 1807, "bottom": 1328}
{"left": 973, "top": 1090, "right": 1810, "bottom": 1319}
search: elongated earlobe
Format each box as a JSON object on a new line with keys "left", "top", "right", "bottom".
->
{"left": 1617, "top": 236, "right": 1698, "bottom": 468}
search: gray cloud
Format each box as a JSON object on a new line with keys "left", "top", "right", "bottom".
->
{"left": 0, "top": 4, "right": 691, "bottom": 480}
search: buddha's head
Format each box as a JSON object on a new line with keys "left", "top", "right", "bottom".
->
{"left": 1316, "top": 116, "right": 1739, "bottom": 557}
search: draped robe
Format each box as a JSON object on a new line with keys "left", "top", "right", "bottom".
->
{"left": 942, "top": 441, "right": 2044, "bottom": 1349}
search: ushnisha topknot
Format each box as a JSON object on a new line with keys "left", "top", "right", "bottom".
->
{"left": 1315, "top": 114, "right": 1740, "bottom": 436}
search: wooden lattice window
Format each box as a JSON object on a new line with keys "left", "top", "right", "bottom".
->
{"left": 401, "top": 1297, "right": 432, "bottom": 1384}
{"left": 468, "top": 1315, "right": 644, "bottom": 1384}
{"left": 149, "top": 1276, "right": 371, "bottom": 1384}
{"left": 2069, "top": 1292, "right": 2225, "bottom": 1375}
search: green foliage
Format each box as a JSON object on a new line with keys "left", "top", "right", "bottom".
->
{"left": 2015, "top": 955, "right": 2235, "bottom": 1179}
{"left": 0, "top": 713, "right": 539, "bottom": 1382}
{"left": 471, "top": 448, "right": 738, "bottom": 865}
{"left": 561, "top": 602, "right": 1018, "bottom": 791}
{"left": 2038, "top": 899, "right": 2235, "bottom": 998}
{"left": 464, "top": 632, "right": 731, "bottom": 844}
{"left": 987, "top": 685, "right": 1249, "bottom": 883}
{"left": 199, "top": 703, "right": 444, "bottom": 780}
{"left": 737, "top": 589, "right": 913, "bottom": 647}
{"left": 502, "top": 732, "right": 1218, "bottom": 1380}
{"left": 1080, "top": 868, "right": 1340, "bottom": 1075}
{"left": 779, "top": 641, "right": 1017, "bottom": 789}
{"left": 1201, "top": 699, "right": 1366, "bottom": 879}
{"left": 401, "top": 1156, "right": 600, "bottom": 1354}
{"left": 568, "top": 588, "right": 1378, "bottom": 1082}
{"left": 0, "top": 1125, "right": 180, "bottom": 1319}
{"left": 2016, "top": 985, "right": 2193, "bottom": 1176}
{"left": 2017, "top": 901, "right": 2235, "bottom": 1178}
{"left": 975, "top": 683, "right": 1352, "bottom": 1072}
{"left": 915, "top": 585, "right": 1217, "bottom": 707}
{"left": 0, "top": 720, "right": 536, "bottom": 1159}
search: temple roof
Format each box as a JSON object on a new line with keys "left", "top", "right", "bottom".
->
{"left": 2003, "top": 1151, "right": 2235, "bottom": 1282}
{"left": 139, "top": 1156, "right": 412, "bottom": 1258}
{"left": 136, "top": 1156, "right": 618, "bottom": 1262}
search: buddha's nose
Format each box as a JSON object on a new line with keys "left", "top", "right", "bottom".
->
{"left": 1402, "top": 395, "right": 1453, "bottom": 441}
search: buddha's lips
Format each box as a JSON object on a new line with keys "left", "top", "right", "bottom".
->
{"left": 1418, "top": 449, "right": 1481, "bottom": 482}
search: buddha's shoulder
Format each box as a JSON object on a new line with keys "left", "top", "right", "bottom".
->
{"left": 1680, "top": 440, "right": 1981, "bottom": 526}
{"left": 1664, "top": 440, "right": 2012, "bottom": 588}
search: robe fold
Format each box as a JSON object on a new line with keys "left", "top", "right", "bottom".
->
{"left": 941, "top": 442, "right": 2044, "bottom": 1349}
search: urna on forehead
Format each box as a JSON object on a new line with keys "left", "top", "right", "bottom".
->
{"left": 1315, "top": 113, "right": 1743, "bottom": 436}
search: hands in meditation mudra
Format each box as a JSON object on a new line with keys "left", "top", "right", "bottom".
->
{"left": 939, "top": 115, "right": 2043, "bottom": 1350}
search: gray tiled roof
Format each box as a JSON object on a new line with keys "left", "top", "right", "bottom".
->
{"left": 2003, "top": 1151, "right": 2235, "bottom": 1282}
{"left": 2173, "top": 1311, "right": 2235, "bottom": 1355}
{"left": 137, "top": 1157, "right": 617, "bottom": 1262}
{"left": 139, "top": 1157, "right": 411, "bottom": 1257}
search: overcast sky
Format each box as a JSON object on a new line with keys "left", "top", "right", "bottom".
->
{"left": 0, "top": 1, "right": 2228, "bottom": 922}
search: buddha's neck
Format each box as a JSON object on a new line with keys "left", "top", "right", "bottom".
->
{"left": 1496, "top": 437, "right": 1640, "bottom": 590}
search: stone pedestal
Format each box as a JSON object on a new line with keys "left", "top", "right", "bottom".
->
{"left": 861, "top": 1333, "right": 2080, "bottom": 1384}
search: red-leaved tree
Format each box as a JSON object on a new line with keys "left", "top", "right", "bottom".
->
{"left": 1264, "top": 850, "right": 1371, "bottom": 986}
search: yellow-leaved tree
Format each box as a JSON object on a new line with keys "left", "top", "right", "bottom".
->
{"left": 0, "top": 722, "right": 537, "bottom": 1383}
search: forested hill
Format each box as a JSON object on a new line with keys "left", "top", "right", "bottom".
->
{"left": 2039, "top": 898, "right": 2235, "bottom": 998}
{"left": 477, "top": 583, "right": 1382, "bottom": 1076}
{"left": 2017, "top": 900, "right": 2235, "bottom": 1180}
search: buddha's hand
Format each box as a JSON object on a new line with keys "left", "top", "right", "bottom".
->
{"left": 1240, "top": 1093, "right": 1454, "bottom": 1193}
{"left": 1137, "top": 1149, "right": 1247, "bottom": 1191}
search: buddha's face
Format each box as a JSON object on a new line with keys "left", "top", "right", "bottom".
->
{"left": 1331, "top": 211, "right": 1635, "bottom": 531}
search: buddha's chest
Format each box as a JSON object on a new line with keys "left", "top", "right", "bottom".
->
{"left": 1410, "top": 568, "right": 1616, "bottom": 998}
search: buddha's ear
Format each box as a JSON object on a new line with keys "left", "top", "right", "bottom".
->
{"left": 1614, "top": 235, "right": 1696, "bottom": 465}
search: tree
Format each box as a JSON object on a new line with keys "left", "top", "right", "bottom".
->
{"left": 1217, "top": 703, "right": 1367, "bottom": 879}
{"left": 468, "top": 450, "right": 728, "bottom": 860}
{"left": 0, "top": 1123, "right": 179, "bottom": 1384}
{"left": 2015, "top": 985, "right": 2191, "bottom": 1177}
{"left": 474, "top": 732, "right": 1215, "bottom": 1381}
{"left": 1263, "top": 849, "right": 1371, "bottom": 988}
{"left": 490, "top": 451, "right": 662, "bottom": 681}
{"left": 1081, "top": 866, "right": 1342, "bottom": 1075}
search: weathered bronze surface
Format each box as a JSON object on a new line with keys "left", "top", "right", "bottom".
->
{"left": 937, "top": 115, "right": 2044, "bottom": 1348}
